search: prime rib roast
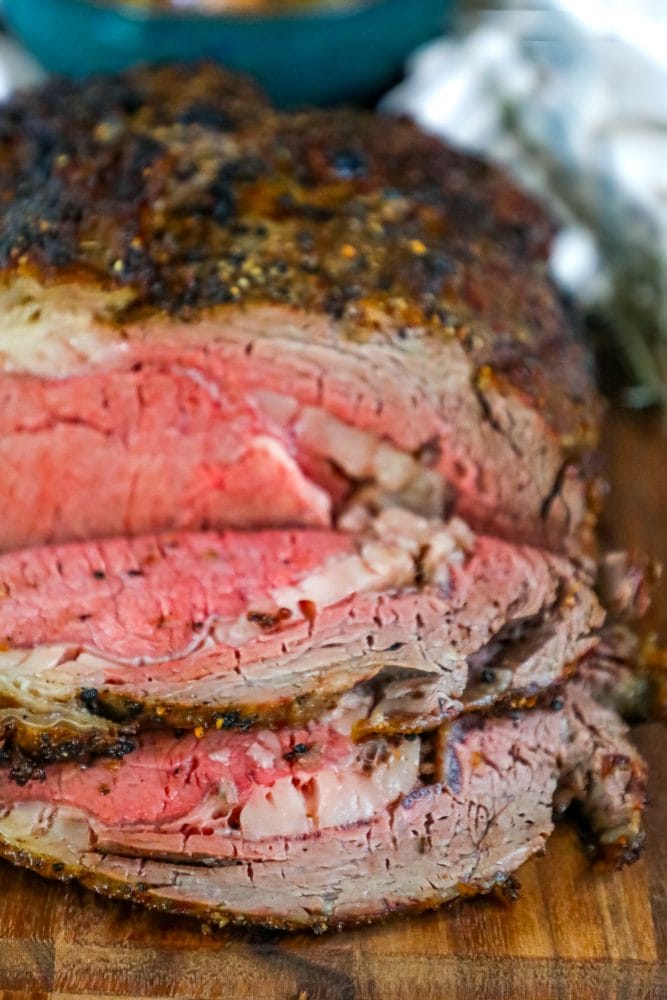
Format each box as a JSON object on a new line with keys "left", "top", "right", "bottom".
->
{"left": 0, "top": 510, "right": 603, "bottom": 775}
{"left": 0, "top": 64, "right": 599, "bottom": 554}
{"left": 0, "top": 63, "right": 657, "bottom": 930}
{"left": 0, "top": 684, "right": 645, "bottom": 930}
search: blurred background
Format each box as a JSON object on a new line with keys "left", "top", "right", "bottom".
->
{"left": 1, "top": 0, "right": 666, "bottom": 407}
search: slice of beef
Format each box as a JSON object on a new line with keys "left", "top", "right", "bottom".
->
{"left": 3, "top": 692, "right": 423, "bottom": 853}
{"left": 0, "top": 511, "right": 603, "bottom": 769}
{"left": 579, "top": 552, "right": 666, "bottom": 721}
{"left": 0, "top": 64, "right": 599, "bottom": 554}
{"left": 352, "top": 590, "right": 601, "bottom": 739}
{"left": 553, "top": 681, "right": 647, "bottom": 866}
{"left": 0, "top": 685, "right": 645, "bottom": 930}
{"left": 578, "top": 625, "right": 667, "bottom": 722}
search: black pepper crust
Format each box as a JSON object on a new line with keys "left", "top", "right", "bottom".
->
{"left": 0, "top": 671, "right": 579, "bottom": 781}
{"left": 0, "top": 715, "right": 136, "bottom": 785}
{"left": 0, "top": 62, "right": 596, "bottom": 442}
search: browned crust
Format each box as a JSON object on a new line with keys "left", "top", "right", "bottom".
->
{"left": 0, "top": 669, "right": 580, "bottom": 779}
{"left": 79, "top": 665, "right": 578, "bottom": 731}
{"left": 78, "top": 679, "right": 348, "bottom": 731}
{"left": 0, "top": 715, "right": 136, "bottom": 784}
{"left": 0, "top": 63, "right": 598, "bottom": 452}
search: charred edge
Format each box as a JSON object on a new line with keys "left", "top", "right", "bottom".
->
{"left": 0, "top": 714, "right": 136, "bottom": 782}
{"left": 8, "top": 749, "right": 45, "bottom": 786}
{"left": 563, "top": 798, "right": 647, "bottom": 872}
{"left": 493, "top": 874, "right": 521, "bottom": 904}
{"left": 576, "top": 814, "right": 647, "bottom": 871}
{"left": 8, "top": 732, "right": 137, "bottom": 783}
{"left": 593, "top": 832, "right": 646, "bottom": 870}
{"left": 246, "top": 608, "right": 292, "bottom": 631}
{"left": 85, "top": 683, "right": 347, "bottom": 732}
{"left": 5, "top": 671, "right": 581, "bottom": 776}
{"left": 485, "top": 680, "right": 572, "bottom": 718}
{"left": 282, "top": 742, "right": 310, "bottom": 762}
{"left": 79, "top": 688, "right": 100, "bottom": 714}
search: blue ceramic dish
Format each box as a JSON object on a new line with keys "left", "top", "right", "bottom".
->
{"left": 3, "top": 0, "right": 452, "bottom": 106}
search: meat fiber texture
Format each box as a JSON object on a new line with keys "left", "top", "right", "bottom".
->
{"left": 0, "top": 63, "right": 600, "bottom": 554}
{"left": 0, "top": 684, "right": 646, "bottom": 930}
{"left": 0, "top": 63, "right": 653, "bottom": 931}
{"left": 0, "top": 510, "right": 603, "bottom": 773}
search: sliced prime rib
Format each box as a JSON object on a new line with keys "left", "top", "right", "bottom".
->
{"left": 577, "top": 552, "right": 666, "bottom": 721}
{"left": 0, "top": 511, "right": 603, "bottom": 771}
{"left": 578, "top": 625, "right": 667, "bottom": 722}
{"left": 0, "top": 684, "right": 645, "bottom": 929}
{"left": 0, "top": 63, "right": 599, "bottom": 554}
{"left": 0, "top": 63, "right": 653, "bottom": 935}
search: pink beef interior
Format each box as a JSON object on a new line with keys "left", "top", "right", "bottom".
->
{"left": 0, "top": 64, "right": 646, "bottom": 934}
{"left": 0, "top": 528, "right": 354, "bottom": 660}
{"left": 0, "top": 510, "right": 605, "bottom": 755}
{"left": 0, "top": 312, "right": 579, "bottom": 552}
{"left": 0, "top": 517, "right": 582, "bottom": 699}
{"left": 2, "top": 697, "right": 421, "bottom": 847}
{"left": 3, "top": 720, "right": 355, "bottom": 827}
{"left": 0, "top": 366, "right": 336, "bottom": 552}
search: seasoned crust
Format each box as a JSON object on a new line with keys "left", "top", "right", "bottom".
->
{"left": 0, "top": 535, "right": 599, "bottom": 765}
{"left": 0, "top": 671, "right": 584, "bottom": 780}
{"left": 0, "top": 711, "right": 136, "bottom": 784}
{"left": 0, "top": 692, "right": 646, "bottom": 931}
{"left": 0, "top": 62, "right": 597, "bottom": 449}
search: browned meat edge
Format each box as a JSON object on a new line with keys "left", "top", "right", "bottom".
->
{"left": 0, "top": 685, "right": 645, "bottom": 931}
{"left": 0, "top": 586, "right": 601, "bottom": 783}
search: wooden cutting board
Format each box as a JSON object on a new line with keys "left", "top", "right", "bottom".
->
{"left": 1, "top": 410, "right": 665, "bottom": 1000}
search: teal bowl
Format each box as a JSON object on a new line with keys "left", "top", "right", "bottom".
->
{"left": 3, "top": 0, "right": 452, "bottom": 106}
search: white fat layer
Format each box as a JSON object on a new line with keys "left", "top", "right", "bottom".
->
{"left": 269, "top": 509, "right": 471, "bottom": 619}
{"left": 258, "top": 396, "right": 446, "bottom": 517}
{"left": 311, "top": 739, "right": 421, "bottom": 830}
{"left": 244, "top": 435, "right": 332, "bottom": 523}
{"left": 240, "top": 776, "right": 309, "bottom": 838}
{"left": 244, "top": 731, "right": 283, "bottom": 770}
{"left": 237, "top": 736, "right": 420, "bottom": 840}
{"left": 252, "top": 389, "right": 300, "bottom": 425}
{"left": 0, "top": 645, "right": 88, "bottom": 710}
{"left": 296, "top": 405, "right": 416, "bottom": 490}
{"left": 269, "top": 546, "right": 414, "bottom": 619}
{"left": 0, "top": 279, "right": 135, "bottom": 374}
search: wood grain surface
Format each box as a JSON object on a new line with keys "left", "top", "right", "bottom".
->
{"left": 0, "top": 410, "right": 665, "bottom": 1000}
